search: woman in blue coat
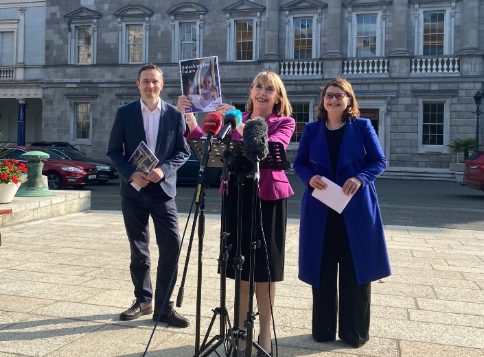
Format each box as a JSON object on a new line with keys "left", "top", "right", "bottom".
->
{"left": 293, "top": 78, "right": 391, "bottom": 348}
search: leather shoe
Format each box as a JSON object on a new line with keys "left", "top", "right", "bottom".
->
{"left": 119, "top": 300, "right": 152, "bottom": 321}
{"left": 153, "top": 309, "right": 189, "bottom": 328}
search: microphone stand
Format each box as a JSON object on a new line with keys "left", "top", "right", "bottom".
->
{"left": 198, "top": 138, "right": 233, "bottom": 357}
{"left": 175, "top": 134, "right": 214, "bottom": 356}
{"left": 244, "top": 158, "right": 270, "bottom": 357}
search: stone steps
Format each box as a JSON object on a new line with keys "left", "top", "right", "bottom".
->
{"left": 0, "top": 190, "right": 91, "bottom": 227}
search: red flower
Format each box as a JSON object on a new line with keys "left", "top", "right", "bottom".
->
{"left": 0, "top": 173, "right": 7, "bottom": 180}
{"left": 11, "top": 175, "right": 19, "bottom": 184}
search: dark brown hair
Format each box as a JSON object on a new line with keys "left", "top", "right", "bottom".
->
{"left": 137, "top": 64, "right": 163, "bottom": 81}
{"left": 317, "top": 77, "right": 360, "bottom": 121}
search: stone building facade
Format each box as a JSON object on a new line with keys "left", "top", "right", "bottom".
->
{"left": 15, "top": 0, "right": 484, "bottom": 172}
{"left": 0, "top": 0, "right": 45, "bottom": 145}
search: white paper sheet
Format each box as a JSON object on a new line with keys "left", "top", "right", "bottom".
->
{"left": 311, "top": 176, "right": 353, "bottom": 214}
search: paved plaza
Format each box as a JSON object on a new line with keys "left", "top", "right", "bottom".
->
{"left": 0, "top": 209, "right": 483, "bottom": 356}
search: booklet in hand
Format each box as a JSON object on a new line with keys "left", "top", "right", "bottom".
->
{"left": 128, "top": 141, "right": 159, "bottom": 191}
{"left": 311, "top": 176, "right": 353, "bottom": 214}
{"left": 179, "top": 56, "right": 222, "bottom": 113}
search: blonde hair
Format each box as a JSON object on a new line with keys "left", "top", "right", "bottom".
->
{"left": 317, "top": 77, "right": 360, "bottom": 121}
{"left": 246, "top": 71, "right": 292, "bottom": 117}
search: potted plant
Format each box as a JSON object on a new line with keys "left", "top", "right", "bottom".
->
{"left": 0, "top": 159, "right": 28, "bottom": 203}
{"left": 449, "top": 138, "right": 476, "bottom": 183}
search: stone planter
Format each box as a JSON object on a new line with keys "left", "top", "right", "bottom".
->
{"left": 0, "top": 183, "right": 19, "bottom": 204}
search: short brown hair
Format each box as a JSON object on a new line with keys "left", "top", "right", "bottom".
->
{"left": 246, "top": 71, "right": 292, "bottom": 117}
{"left": 137, "top": 64, "right": 163, "bottom": 81}
{"left": 317, "top": 77, "right": 360, "bottom": 121}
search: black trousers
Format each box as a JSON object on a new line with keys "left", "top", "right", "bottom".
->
{"left": 312, "top": 210, "right": 371, "bottom": 347}
{"left": 121, "top": 183, "right": 180, "bottom": 314}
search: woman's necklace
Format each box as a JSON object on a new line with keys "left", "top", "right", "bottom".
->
{"left": 325, "top": 120, "right": 346, "bottom": 131}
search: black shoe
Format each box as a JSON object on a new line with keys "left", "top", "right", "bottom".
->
{"left": 153, "top": 309, "right": 189, "bottom": 328}
{"left": 119, "top": 300, "right": 152, "bottom": 321}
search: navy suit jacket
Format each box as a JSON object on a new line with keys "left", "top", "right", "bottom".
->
{"left": 107, "top": 99, "right": 190, "bottom": 198}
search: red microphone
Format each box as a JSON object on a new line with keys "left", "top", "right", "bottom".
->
{"left": 202, "top": 112, "right": 223, "bottom": 137}
{"left": 197, "top": 112, "right": 222, "bottom": 175}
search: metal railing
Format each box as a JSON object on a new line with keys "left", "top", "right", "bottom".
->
{"left": 279, "top": 60, "right": 323, "bottom": 77}
{"left": 0, "top": 67, "right": 15, "bottom": 80}
{"left": 342, "top": 58, "right": 389, "bottom": 76}
{"left": 411, "top": 56, "right": 460, "bottom": 74}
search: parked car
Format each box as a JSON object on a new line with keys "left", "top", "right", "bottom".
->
{"left": 463, "top": 149, "right": 484, "bottom": 191}
{"left": 31, "top": 141, "right": 80, "bottom": 151}
{"left": 177, "top": 152, "right": 222, "bottom": 187}
{"left": 0, "top": 146, "right": 98, "bottom": 190}
{"left": 44, "top": 146, "right": 118, "bottom": 184}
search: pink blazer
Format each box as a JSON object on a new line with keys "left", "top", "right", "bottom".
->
{"left": 186, "top": 112, "right": 295, "bottom": 201}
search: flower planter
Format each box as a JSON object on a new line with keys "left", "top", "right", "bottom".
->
{"left": 0, "top": 183, "right": 19, "bottom": 204}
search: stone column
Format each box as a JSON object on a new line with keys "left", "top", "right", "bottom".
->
{"left": 390, "top": 0, "right": 409, "bottom": 55}
{"left": 324, "top": 0, "right": 342, "bottom": 58}
{"left": 263, "top": 0, "right": 279, "bottom": 59}
{"left": 16, "top": 7, "right": 26, "bottom": 80}
{"left": 459, "top": 0, "right": 479, "bottom": 54}
{"left": 17, "top": 99, "right": 26, "bottom": 146}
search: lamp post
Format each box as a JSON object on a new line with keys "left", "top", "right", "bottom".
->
{"left": 474, "top": 90, "right": 483, "bottom": 150}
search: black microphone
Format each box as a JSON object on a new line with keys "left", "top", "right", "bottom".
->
{"left": 243, "top": 117, "right": 268, "bottom": 181}
{"left": 216, "top": 109, "right": 243, "bottom": 144}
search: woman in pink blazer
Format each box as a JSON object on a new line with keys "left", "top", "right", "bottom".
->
{"left": 178, "top": 71, "right": 295, "bottom": 356}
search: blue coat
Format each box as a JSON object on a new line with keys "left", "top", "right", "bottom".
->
{"left": 293, "top": 118, "right": 391, "bottom": 286}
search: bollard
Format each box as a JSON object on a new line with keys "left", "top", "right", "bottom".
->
{"left": 16, "top": 151, "right": 54, "bottom": 197}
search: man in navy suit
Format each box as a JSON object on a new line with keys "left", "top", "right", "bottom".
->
{"left": 107, "top": 64, "right": 190, "bottom": 327}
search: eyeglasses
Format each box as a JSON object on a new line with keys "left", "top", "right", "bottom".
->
{"left": 324, "top": 93, "right": 347, "bottom": 100}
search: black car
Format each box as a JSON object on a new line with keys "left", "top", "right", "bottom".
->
{"left": 41, "top": 146, "right": 118, "bottom": 184}
{"left": 177, "top": 152, "right": 222, "bottom": 187}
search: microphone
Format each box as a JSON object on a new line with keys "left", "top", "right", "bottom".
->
{"left": 216, "top": 109, "right": 243, "bottom": 144}
{"left": 243, "top": 117, "right": 268, "bottom": 181}
{"left": 202, "top": 112, "right": 223, "bottom": 139}
{"left": 199, "top": 112, "right": 222, "bottom": 174}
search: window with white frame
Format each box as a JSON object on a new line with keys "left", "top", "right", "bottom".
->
{"left": 285, "top": 13, "right": 320, "bottom": 60}
{"left": 75, "top": 25, "right": 92, "bottom": 65}
{"left": 422, "top": 102, "right": 444, "bottom": 145}
{"left": 418, "top": 100, "right": 450, "bottom": 152}
{"left": 73, "top": 102, "right": 92, "bottom": 140}
{"left": 121, "top": 23, "right": 145, "bottom": 63}
{"left": 171, "top": 19, "right": 202, "bottom": 61}
{"left": 0, "top": 31, "right": 15, "bottom": 66}
{"left": 291, "top": 102, "right": 313, "bottom": 142}
{"left": 227, "top": 17, "right": 258, "bottom": 61}
{"left": 65, "top": 7, "right": 101, "bottom": 65}
{"left": 179, "top": 21, "right": 198, "bottom": 60}
{"left": 348, "top": 11, "right": 384, "bottom": 57}
{"left": 415, "top": 5, "right": 454, "bottom": 55}
{"left": 293, "top": 17, "right": 313, "bottom": 60}
{"left": 235, "top": 19, "right": 254, "bottom": 61}
{"left": 423, "top": 10, "right": 445, "bottom": 55}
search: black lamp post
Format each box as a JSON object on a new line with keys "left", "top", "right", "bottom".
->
{"left": 474, "top": 90, "right": 483, "bottom": 150}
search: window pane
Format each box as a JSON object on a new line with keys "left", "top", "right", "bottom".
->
{"left": 423, "top": 11, "right": 444, "bottom": 56}
{"left": 127, "top": 24, "right": 143, "bottom": 63}
{"left": 422, "top": 102, "right": 444, "bottom": 145}
{"left": 235, "top": 20, "right": 253, "bottom": 61}
{"left": 180, "top": 22, "right": 197, "bottom": 60}
{"left": 356, "top": 14, "right": 377, "bottom": 57}
{"left": 0, "top": 31, "right": 14, "bottom": 66}
{"left": 75, "top": 103, "right": 91, "bottom": 140}
{"left": 76, "top": 26, "right": 92, "bottom": 64}
{"left": 291, "top": 102, "right": 310, "bottom": 142}
{"left": 293, "top": 17, "right": 312, "bottom": 60}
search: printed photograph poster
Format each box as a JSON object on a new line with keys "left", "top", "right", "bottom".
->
{"left": 179, "top": 56, "right": 222, "bottom": 113}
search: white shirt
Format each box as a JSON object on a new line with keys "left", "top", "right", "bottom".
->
{"left": 140, "top": 99, "right": 161, "bottom": 154}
